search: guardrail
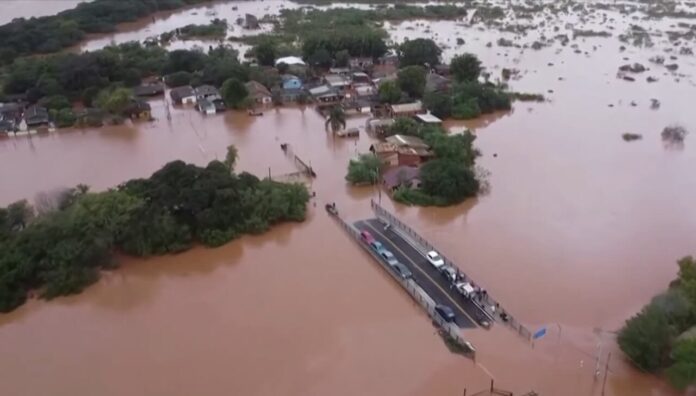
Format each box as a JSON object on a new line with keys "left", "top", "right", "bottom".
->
{"left": 328, "top": 208, "right": 476, "bottom": 359}
{"left": 371, "top": 200, "right": 533, "bottom": 343}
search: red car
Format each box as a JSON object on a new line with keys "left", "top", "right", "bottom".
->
{"left": 360, "top": 230, "right": 375, "bottom": 244}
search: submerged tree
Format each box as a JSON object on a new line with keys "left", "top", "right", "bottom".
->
{"left": 325, "top": 106, "right": 346, "bottom": 133}
{"left": 346, "top": 154, "right": 382, "bottom": 185}
{"left": 225, "top": 144, "right": 238, "bottom": 172}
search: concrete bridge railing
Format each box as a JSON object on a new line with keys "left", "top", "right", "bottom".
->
{"left": 371, "top": 200, "right": 533, "bottom": 343}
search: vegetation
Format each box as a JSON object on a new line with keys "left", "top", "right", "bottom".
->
{"left": 397, "top": 66, "right": 427, "bottom": 99}
{"left": 618, "top": 256, "right": 696, "bottom": 390}
{"left": 176, "top": 18, "right": 227, "bottom": 39}
{"left": 450, "top": 53, "right": 482, "bottom": 82}
{"left": 325, "top": 106, "right": 347, "bottom": 133}
{"left": 423, "top": 91, "right": 453, "bottom": 119}
{"left": 378, "top": 81, "right": 402, "bottom": 104}
{"left": 220, "top": 78, "right": 249, "bottom": 109}
{"left": 508, "top": 92, "right": 546, "bottom": 102}
{"left": 398, "top": 38, "right": 442, "bottom": 67}
{"left": 0, "top": 160, "right": 310, "bottom": 313}
{"left": 384, "top": 119, "right": 481, "bottom": 206}
{"left": 0, "top": 0, "right": 214, "bottom": 64}
{"left": 346, "top": 154, "right": 382, "bottom": 185}
{"left": 622, "top": 133, "right": 643, "bottom": 142}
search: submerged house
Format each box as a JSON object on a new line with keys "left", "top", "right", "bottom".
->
{"left": 382, "top": 166, "right": 421, "bottom": 192}
{"left": 197, "top": 98, "right": 226, "bottom": 115}
{"left": 170, "top": 86, "right": 197, "bottom": 105}
{"left": 350, "top": 57, "right": 374, "bottom": 70}
{"left": 133, "top": 83, "right": 165, "bottom": 97}
{"left": 371, "top": 134, "right": 434, "bottom": 167}
{"left": 194, "top": 85, "right": 221, "bottom": 102}
{"left": 281, "top": 74, "right": 304, "bottom": 102}
{"left": 245, "top": 81, "right": 272, "bottom": 105}
{"left": 124, "top": 99, "right": 152, "bottom": 120}
{"left": 308, "top": 85, "right": 340, "bottom": 107}
{"left": 24, "top": 105, "right": 49, "bottom": 129}
{"left": 389, "top": 101, "right": 424, "bottom": 118}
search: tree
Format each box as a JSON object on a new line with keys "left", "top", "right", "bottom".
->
{"left": 335, "top": 50, "right": 350, "bottom": 68}
{"left": 346, "top": 154, "right": 382, "bottom": 185}
{"left": 378, "top": 80, "right": 402, "bottom": 104}
{"left": 618, "top": 304, "right": 674, "bottom": 372}
{"left": 225, "top": 144, "right": 238, "bottom": 172}
{"left": 399, "top": 38, "right": 442, "bottom": 67}
{"left": 325, "top": 106, "right": 346, "bottom": 133}
{"left": 420, "top": 159, "right": 480, "bottom": 204}
{"left": 308, "top": 48, "right": 332, "bottom": 68}
{"left": 666, "top": 339, "right": 696, "bottom": 390}
{"left": 220, "top": 78, "right": 249, "bottom": 109}
{"left": 452, "top": 98, "right": 481, "bottom": 119}
{"left": 95, "top": 87, "right": 131, "bottom": 116}
{"left": 39, "top": 95, "right": 72, "bottom": 111}
{"left": 450, "top": 53, "right": 482, "bottom": 82}
{"left": 424, "top": 91, "right": 452, "bottom": 118}
{"left": 51, "top": 108, "right": 77, "bottom": 128}
{"left": 165, "top": 71, "right": 192, "bottom": 88}
{"left": 254, "top": 41, "right": 277, "bottom": 66}
{"left": 397, "top": 66, "right": 426, "bottom": 98}
{"left": 678, "top": 256, "right": 696, "bottom": 307}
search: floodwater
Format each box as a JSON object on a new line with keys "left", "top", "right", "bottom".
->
{"left": 2, "top": 1, "right": 696, "bottom": 395}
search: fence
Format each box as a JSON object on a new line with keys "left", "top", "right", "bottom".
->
{"left": 371, "top": 200, "right": 533, "bottom": 343}
{"left": 281, "top": 143, "right": 316, "bottom": 178}
{"left": 328, "top": 208, "right": 476, "bottom": 359}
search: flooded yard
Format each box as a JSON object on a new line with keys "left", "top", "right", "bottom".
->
{"left": 1, "top": 1, "right": 696, "bottom": 395}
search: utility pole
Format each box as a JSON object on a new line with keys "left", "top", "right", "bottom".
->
{"left": 601, "top": 352, "right": 611, "bottom": 395}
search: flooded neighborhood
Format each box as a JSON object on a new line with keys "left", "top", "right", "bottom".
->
{"left": 0, "top": 0, "right": 695, "bottom": 395}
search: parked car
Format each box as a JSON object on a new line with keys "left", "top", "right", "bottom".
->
{"left": 440, "top": 265, "right": 457, "bottom": 283}
{"left": 434, "top": 304, "right": 456, "bottom": 323}
{"left": 390, "top": 262, "right": 413, "bottom": 279}
{"left": 476, "top": 315, "right": 491, "bottom": 328}
{"left": 360, "top": 230, "right": 375, "bottom": 244}
{"left": 370, "top": 240, "right": 384, "bottom": 252}
{"left": 455, "top": 281, "right": 475, "bottom": 299}
{"left": 426, "top": 250, "right": 445, "bottom": 269}
{"left": 380, "top": 250, "right": 398, "bottom": 265}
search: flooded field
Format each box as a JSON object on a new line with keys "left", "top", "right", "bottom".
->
{"left": 1, "top": 1, "right": 696, "bottom": 395}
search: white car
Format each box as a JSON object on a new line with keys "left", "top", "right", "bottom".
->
{"left": 426, "top": 250, "right": 445, "bottom": 269}
{"left": 455, "top": 281, "right": 475, "bottom": 298}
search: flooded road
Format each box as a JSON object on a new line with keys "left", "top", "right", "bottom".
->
{"left": 1, "top": 1, "right": 696, "bottom": 395}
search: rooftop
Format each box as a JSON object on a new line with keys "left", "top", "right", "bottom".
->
{"left": 276, "top": 56, "right": 305, "bottom": 66}
{"left": 414, "top": 113, "right": 442, "bottom": 124}
{"left": 385, "top": 134, "right": 429, "bottom": 149}
{"left": 390, "top": 101, "right": 423, "bottom": 114}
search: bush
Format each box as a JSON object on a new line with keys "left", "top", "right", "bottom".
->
{"left": 346, "top": 154, "right": 382, "bottom": 185}
{"left": 452, "top": 98, "right": 481, "bottom": 119}
{"left": 165, "top": 71, "right": 193, "bottom": 87}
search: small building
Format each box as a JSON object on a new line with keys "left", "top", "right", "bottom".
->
{"left": 385, "top": 134, "right": 430, "bottom": 150}
{"left": 414, "top": 113, "right": 443, "bottom": 125}
{"left": 245, "top": 81, "right": 272, "bottom": 105}
{"left": 170, "top": 86, "right": 197, "bottom": 105}
{"left": 350, "top": 57, "right": 374, "bottom": 70}
{"left": 389, "top": 101, "right": 424, "bottom": 117}
{"left": 329, "top": 67, "right": 351, "bottom": 76}
{"left": 124, "top": 99, "right": 152, "bottom": 120}
{"left": 309, "top": 85, "right": 340, "bottom": 106}
{"left": 276, "top": 57, "right": 306, "bottom": 68}
{"left": 366, "top": 118, "right": 394, "bottom": 135}
{"left": 133, "top": 83, "right": 165, "bottom": 97}
{"left": 382, "top": 166, "right": 421, "bottom": 192}
{"left": 197, "top": 98, "right": 226, "bottom": 115}
{"left": 425, "top": 72, "right": 451, "bottom": 93}
{"left": 281, "top": 74, "right": 303, "bottom": 90}
{"left": 352, "top": 72, "right": 371, "bottom": 85}
{"left": 342, "top": 99, "right": 372, "bottom": 115}
{"left": 371, "top": 142, "right": 432, "bottom": 167}
{"left": 244, "top": 14, "right": 260, "bottom": 29}
{"left": 324, "top": 74, "right": 351, "bottom": 91}
{"left": 194, "top": 85, "right": 221, "bottom": 101}
{"left": 24, "top": 105, "right": 49, "bottom": 128}
{"left": 354, "top": 84, "right": 376, "bottom": 98}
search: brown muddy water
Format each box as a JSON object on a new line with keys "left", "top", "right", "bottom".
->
{"left": 2, "top": 1, "right": 696, "bottom": 395}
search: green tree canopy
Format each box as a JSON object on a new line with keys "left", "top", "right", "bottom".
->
{"left": 618, "top": 304, "right": 675, "bottom": 372}
{"left": 424, "top": 91, "right": 452, "bottom": 118}
{"left": 450, "top": 53, "right": 482, "bottom": 82}
{"left": 325, "top": 106, "right": 346, "bottom": 133}
{"left": 346, "top": 154, "right": 382, "bottom": 185}
{"left": 666, "top": 339, "right": 696, "bottom": 390}
{"left": 378, "top": 80, "right": 402, "bottom": 104}
{"left": 420, "top": 159, "right": 480, "bottom": 204}
{"left": 221, "top": 78, "right": 249, "bottom": 109}
{"left": 397, "top": 65, "right": 426, "bottom": 99}
{"left": 253, "top": 40, "right": 277, "bottom": 67}
{"left": 399, "top": 38, "right": 442, "bottom": 67}
{"left": 95, "top": 87, "right": 132, "bottom": 116}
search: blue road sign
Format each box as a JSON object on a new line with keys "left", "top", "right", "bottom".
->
{"left": 533, "top": 327, "right": 547, "bottom": 340}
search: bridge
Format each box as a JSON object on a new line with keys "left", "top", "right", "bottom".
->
{"left": 329, "top": 200, "right": 533, "bottom": 347}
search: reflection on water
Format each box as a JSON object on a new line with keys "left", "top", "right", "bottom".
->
{"left": 1, "top": 1, "right": 696, "bottom": 395}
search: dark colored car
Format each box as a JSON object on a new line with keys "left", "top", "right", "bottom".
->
{"left": 434, "top": 304, "right": 456, "bottom": 323}
{"left": 370, "top": 240, "right": 384, "bottom": 252}
{"left": 390, "top": 262, "right": 413, "bottom": 279}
